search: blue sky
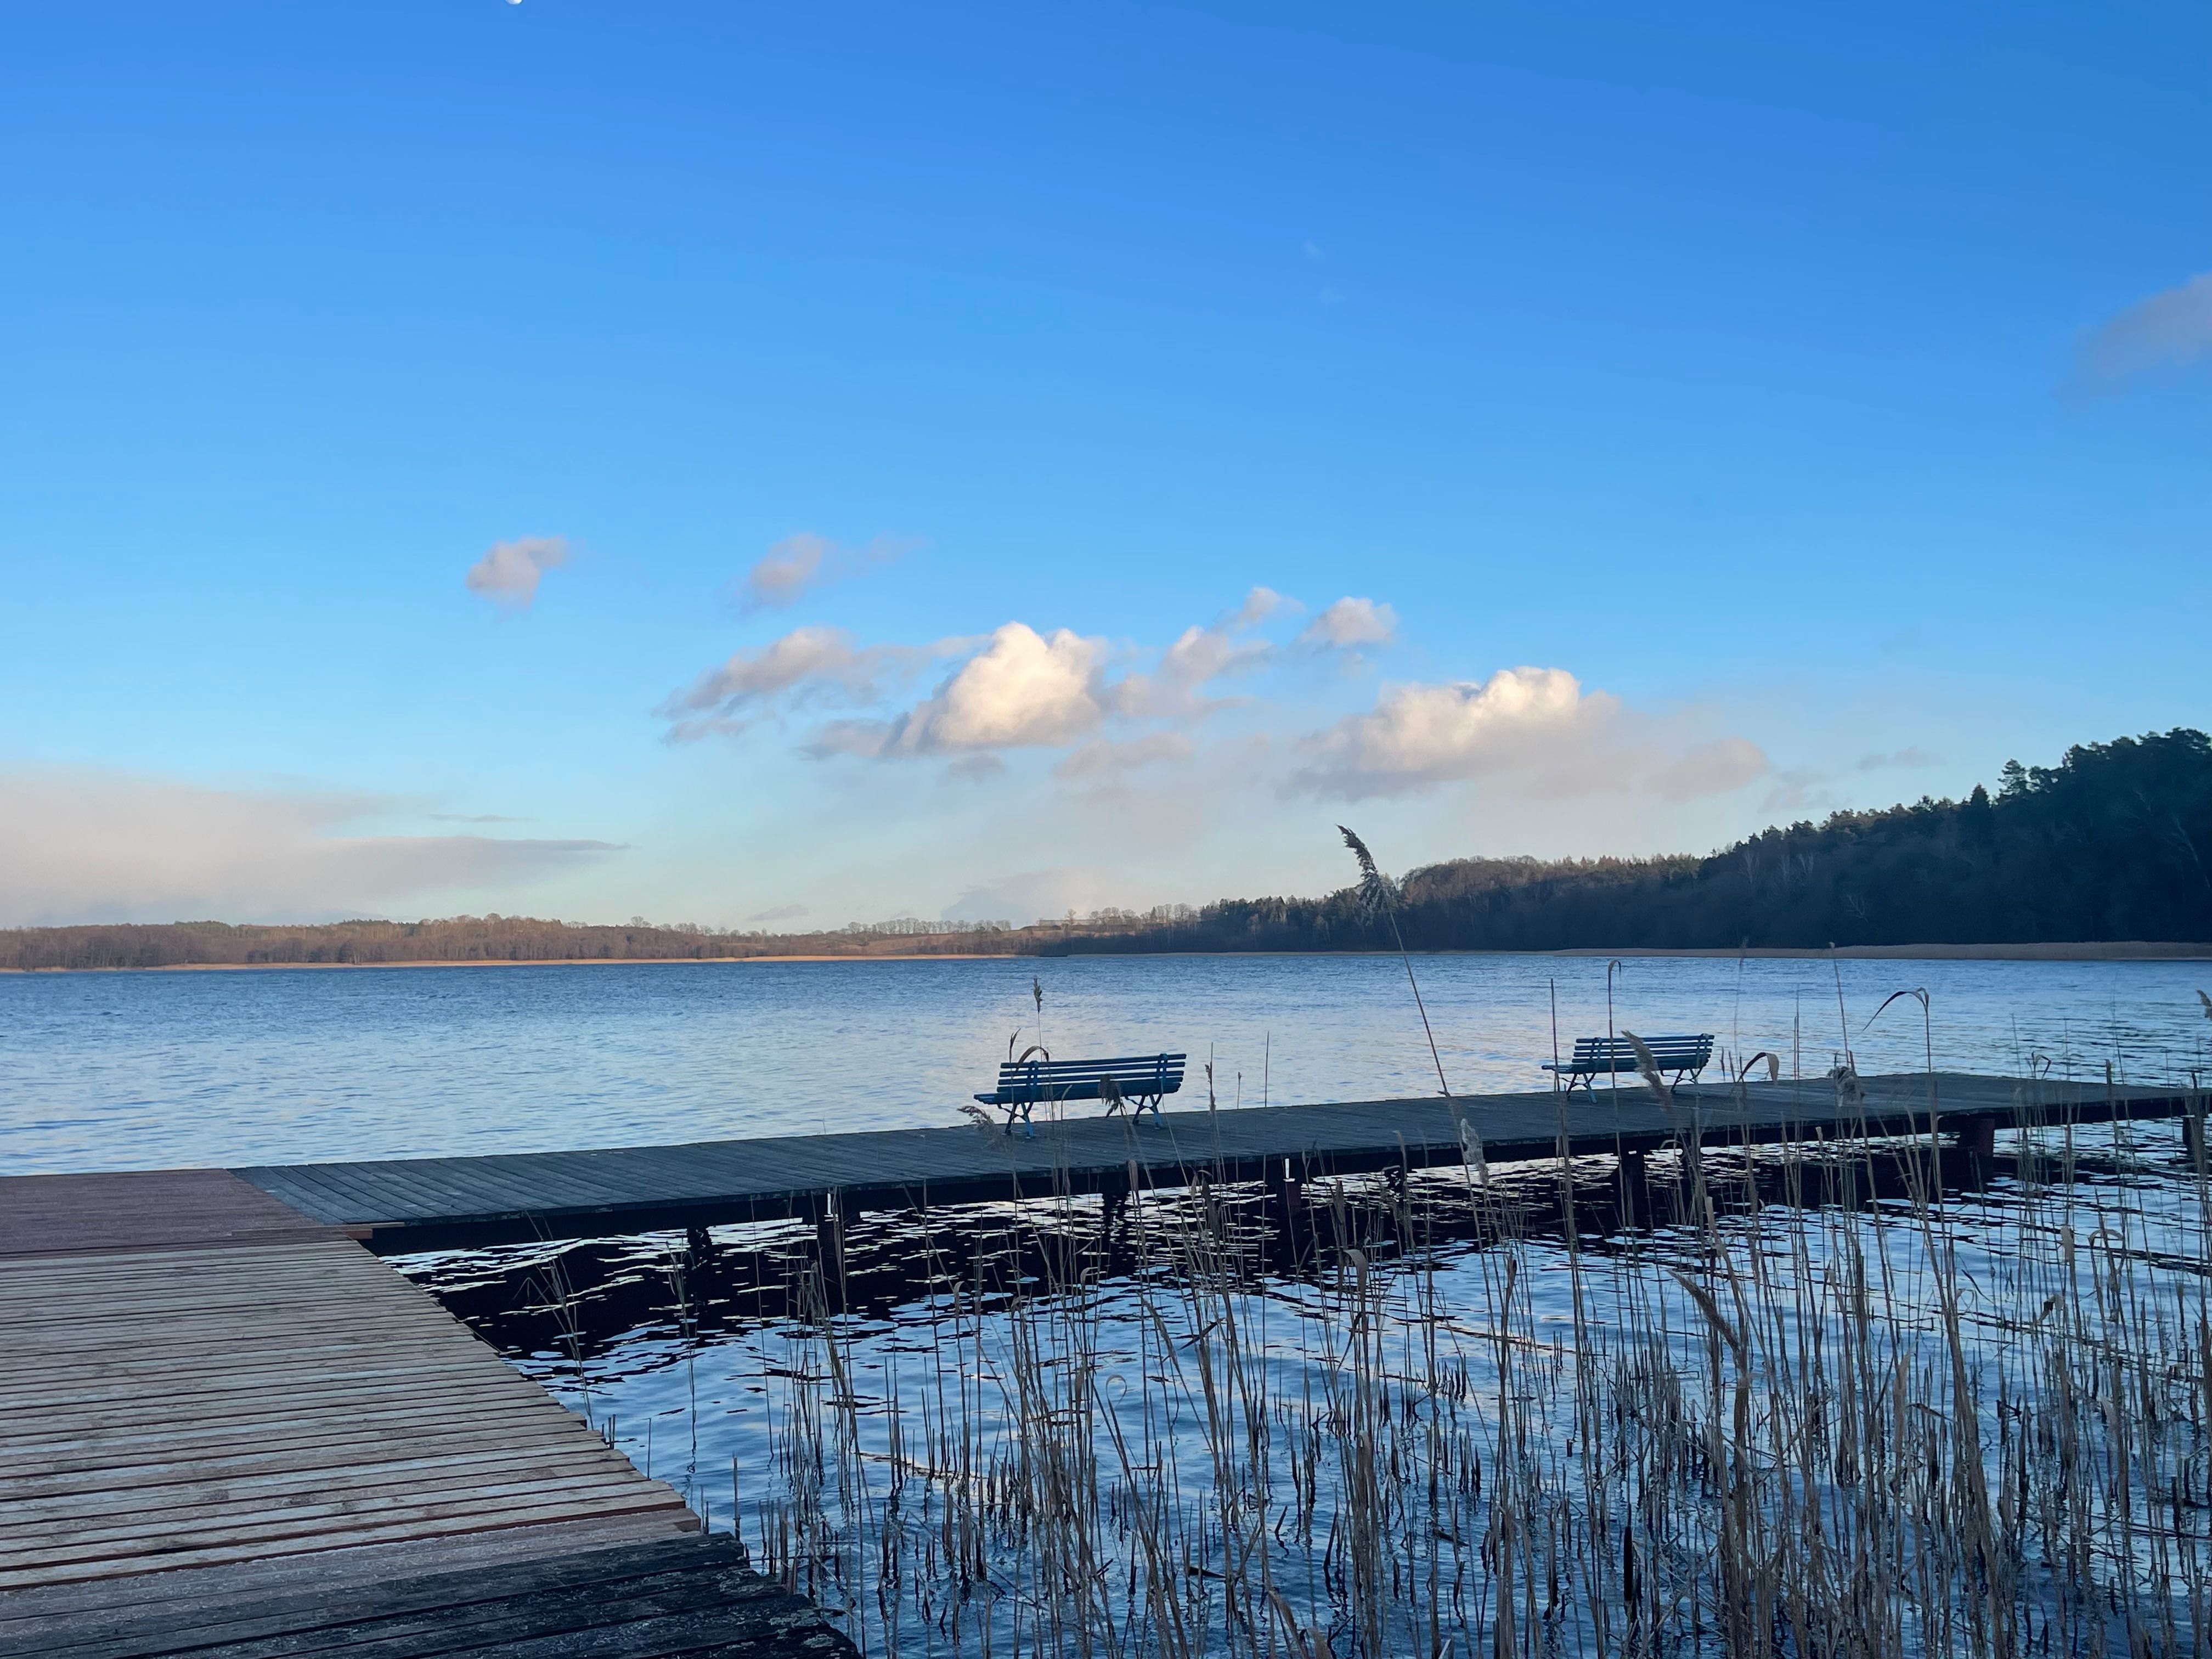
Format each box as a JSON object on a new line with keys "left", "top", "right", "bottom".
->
{"left": 2, "top": 1, "right": 2207, "bottom": 928}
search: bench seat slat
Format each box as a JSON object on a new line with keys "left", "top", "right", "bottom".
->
{"left": 995, "top": 1070, "right": 1186, "bottom": 1084}
{"left": 992, "top": 1053, "right": 1186, "bottom": 1073}
{"left": 991, "top": 1077, "right": 1186, "bottom": 1091}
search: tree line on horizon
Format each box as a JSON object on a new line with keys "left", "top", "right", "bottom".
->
{"left": 1043, "top": 727, "right": 2212, "bottom": 956}
{"left": 5, "top": 729, "right": 2205, "bottom": 971}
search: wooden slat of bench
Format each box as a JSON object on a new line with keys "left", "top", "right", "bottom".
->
{"left": 990, "top": 1076, "right": 1184, "bottom": 1093}
{"left": 993, "top": 1060, "right": 1184, "bottom": 1075}
{"left": 996, "top": 1052, "right": 1186, "bottom": 1069}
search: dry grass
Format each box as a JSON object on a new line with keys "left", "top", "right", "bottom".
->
{"left": 671, "top": 1079, "right": 2212, "bottom": 1658}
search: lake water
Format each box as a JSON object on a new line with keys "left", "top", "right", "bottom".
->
{"left": 3, "top": 952, "right": 2209, "bottom": 1172}
{"left": 9, "top": 951, "right": 2208, "bottom": 1653}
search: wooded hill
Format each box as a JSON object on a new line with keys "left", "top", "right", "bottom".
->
{"left": 1044, "top": 727, "right": 2212, "bottom": 955}
{"left": 7, "top": 729, "right": 2205, "bottom": 969}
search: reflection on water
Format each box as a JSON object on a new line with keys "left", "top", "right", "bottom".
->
{"left": 403, "top": 1114, "right": 2212, "bottom": 1657}
{"left": 4, "top": 952, "right": 2209, "bottom": 1171}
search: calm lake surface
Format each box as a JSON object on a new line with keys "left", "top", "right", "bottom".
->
{"left": 9, "top": 952, "right": 2209, "bottom": 1653}
{"left": 3, "top": 951, "right": 2209, "bottom": 1172}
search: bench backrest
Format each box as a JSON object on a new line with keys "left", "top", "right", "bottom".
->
{"left": 1568, "top": 1034, "right": 1713, "bottom": 1066}
{"left": 994, "top": 1052, "right": 1187, "bottom": 1101}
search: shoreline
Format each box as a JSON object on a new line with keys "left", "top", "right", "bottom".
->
{"left": 3, "top": 940, "right": 2207, "bottom": 974}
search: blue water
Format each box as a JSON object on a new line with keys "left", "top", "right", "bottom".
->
{"left": 3, "top": 953, "right": 2208, "bottom": 1172}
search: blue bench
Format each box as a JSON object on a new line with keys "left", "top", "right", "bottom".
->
{"left": 1543, "top": 1034, "right": 1713, "bottom": 1092}
{"left": 975, "top": 1052, "right": 1187, "bottom": 1133}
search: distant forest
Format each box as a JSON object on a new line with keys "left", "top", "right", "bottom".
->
{"left": 0, "top": 915, "right": 1031, "bottom": 973}
{"left": 1045, "top": 728, "right": 2212, "bottom": 956}
{"left": 5, "top": 729, "right": 2207, "bottom": 972}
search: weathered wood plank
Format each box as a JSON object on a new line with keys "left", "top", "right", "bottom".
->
{"left": 0, "top": 1489, "right": 702, "bottom": 1590}
{"left": 0, "top": 1165, "right": 840, "bottom": 1652}
{"left": 1, "top": 1534, "right": 851, "bottom": 1659}
{"left": 0, "top": 1217, "right": 696, "bottom": 1598}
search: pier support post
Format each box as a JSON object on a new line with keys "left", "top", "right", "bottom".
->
{"left": 1955, "top": 1114, "right": 1997, "bottom": 1182}
{"left": 1101, "top": 1170, "right": 1131, "bottom": 1232}
{"left": 813, "top": 1191, "right": 859, "bottom": 1304}
{"left": 1263, "top": 1158, "right": 1306, "bottom": 1266}
{"left": 1620, "top": 1149, "right": 1649, "bottom": 1224}
{"left": 2186, "top": 1110, "right": 2206, "bottom": 1173}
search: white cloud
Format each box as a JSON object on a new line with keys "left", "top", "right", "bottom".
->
{"left": 891, "top": 623, "right": 1108, "bottom": 754}
{"left": 1296, "top": 668, "right": 1606, "bottom": 798}
{"left": 663, "top": 590, "right": 1347, "bottom": 772}
{"left": 0, "top": 771, "right": 617, "bottom": 926}
{"left": 738, "top": 533, "right": 831, "bottom": 611}
{"left": 1301, "top": 596, "right": 1397, "bottom": 649}
{"left": 747, "top": 902, "right": 810, "bottom": 924}
{"left": 1110, "top": 622, "right": 1270, "bottom": 720}
{"left": 2070, "top": 273, "right": 2212, "bottom": 394}
{"left": 733, "top": 533, "right": 905, "bottom": 613}
{"left": 465, "top": 535, "right": 570, "bottom": 614}
{"left": 1294, "top": 667, "right": 1768, "bottom": 803}
{"left": 658, "top": 626, "right": 924, "bottom": 742}
{"left": 1645, "top": 737, "right": 1771, "bottom": 802}
{"left": 1228, "top": 585, "right": 1297, "bottom": 627}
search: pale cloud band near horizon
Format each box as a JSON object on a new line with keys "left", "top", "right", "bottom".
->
{"left": 0, "top": 771, "right": 619, "bottom": 927}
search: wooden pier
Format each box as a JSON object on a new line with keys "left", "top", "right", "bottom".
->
{"left": 235, "top": 1070, "right": 2199, "bottom": 1252}
{"left": 0, "top": 1170, "right": 853, "bottom": 1656}
{"left": 3, "top": 1070, "right": 2194, "bottom": 1652}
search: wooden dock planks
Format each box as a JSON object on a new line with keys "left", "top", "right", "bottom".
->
{"left": 0, "top": 1074, "right": 2187, "bottom": 1652}
{"left": 0, "top": 1169, "right": 352, "bottom": 1259}
{"left": 0, "top": 1228, "right": 702, "bottom": 1593}
{"left": 0, "top": 1529, "right": 854, "bottom": 1658}
{"left": 232, "top": 1070, "right": 2199, "bottom": 1251}
{"left": 0, "top": 1167, "right": 860, "bottom": 1653}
